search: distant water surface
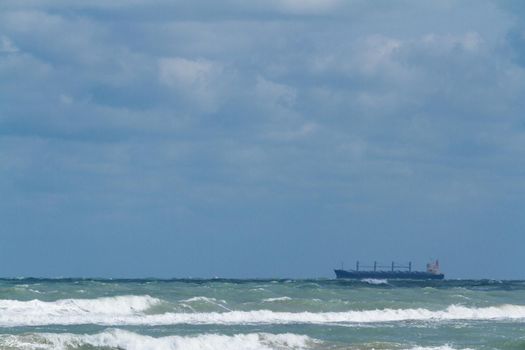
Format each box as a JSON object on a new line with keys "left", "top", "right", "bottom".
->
{"left": 0, "top": 278, "right": 524, "bottom": 349}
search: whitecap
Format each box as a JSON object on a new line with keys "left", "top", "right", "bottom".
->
{"left": 361, "top": 279, "right": 389, "bottom": 285}
{"left": 0, "top": 297, "right": 524, "bottom": 327}
{"left": 0, "top": 329, "right": 315, "bottom": 350}
{"left": 181, "top": 296, "right": 227, "bottom": 304}
{"left": 0, "top": 295, "right": 160, "bottom": 321}
{"left": 262, "top": 297, "right": 292, "bottom": 302}
{"left": 179, "top": 296, "right": 231, "bottom": 311}
{"left": 406, "top": 347, "right": 475, "bottom": 350}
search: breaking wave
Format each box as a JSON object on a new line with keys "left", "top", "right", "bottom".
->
{"left": 0, "top": 330, "right": 478, "bottom": 350}
{"left": 181, "top": 296, "right": 227, "bottom": 303}
{"left": 178, "top": 296, "right": 231, "bottom": 311}
{"left": 361, "top": 278, "right": 389, "bottom": 285}
{"left": 0, "top": 329, "right": 314, "bottom": 350}
{"left": 0, "top": 295, "right": 524, "bottom": 327}
{"left": 0, "top": 295, "right": 160, "bottom": 316}
{"left": 263, "top": 296, "right": 293, "bottom": 302}
{"left": 407, "top": 347, "right": 474, "bottom": 350}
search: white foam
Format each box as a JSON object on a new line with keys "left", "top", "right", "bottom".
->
{"left": 179, "top": 296, "right": 231, "bottom": 311}
{"left": 0, "top": 329, "right": 313, "bottom": 350}
{"left": 0, "top": 295, "right": 161, "bottom": 326}
{"left": 182, "top": 296, "right": 227, "bottom": 303}
{"left": 0, "top": 296, "right": 524, "bottom": 327}
{"left": 361, "top": 278, "right": 389, "bottom": 285}
{"left": 407, "top": 347, "right": 475, "bottom": 350}
{"left": 263, "top": 297, "right": 293, "bottom": 302}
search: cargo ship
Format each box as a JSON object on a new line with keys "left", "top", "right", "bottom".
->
{"left": 334, "top": 260, "right": 444, "bottom": 280}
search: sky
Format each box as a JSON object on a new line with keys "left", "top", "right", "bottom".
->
{"left": 1, "top": 0, "right": 525, "bottom": 279}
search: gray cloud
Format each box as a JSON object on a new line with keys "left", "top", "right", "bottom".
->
{"left": 1, "top": 0, "right": 525, "bottom": 277}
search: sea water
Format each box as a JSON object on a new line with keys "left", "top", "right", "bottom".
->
{"left": 0, "top": 278, "right": 524, "bottom": 349}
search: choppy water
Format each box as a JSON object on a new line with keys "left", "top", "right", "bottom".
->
{"left": 0, "top": 278, "right": 524, "bottom": 349}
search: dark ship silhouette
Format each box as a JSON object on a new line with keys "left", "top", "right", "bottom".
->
{"left": 334, "top": 260, "right": 444, "bottom": 280}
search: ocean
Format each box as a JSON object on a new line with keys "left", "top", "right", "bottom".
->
{"left": 0, "top": 278, "right": 524, "bottom": 349}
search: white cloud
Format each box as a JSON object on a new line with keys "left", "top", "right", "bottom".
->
{"left": 255, "top": 76, "right": 296, "bottom": 108}
{"left": 159, "top": 57, "right": 217, "bottom": 88}
{"left": 359, "top": 35, "right": 402, "bottom": 74}
{"left": 158, "top": 57, "right": 224, "bottom": 111}
{"left": 0, "top": 35, "right": 18, "bottom": 53}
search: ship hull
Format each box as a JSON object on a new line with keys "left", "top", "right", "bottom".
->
{"left": 334, "top": 269, "right": 444, "bottom": 280}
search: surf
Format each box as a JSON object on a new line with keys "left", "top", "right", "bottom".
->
{"left": 0, "top": 329, "right": 314, "bottom": 350}
{"left": 0, "top": 295, "right": 524, "bottom": 326}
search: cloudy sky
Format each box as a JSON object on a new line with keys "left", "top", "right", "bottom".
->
{"left": 1, "top": 0, "right": 525, "bottom": 278}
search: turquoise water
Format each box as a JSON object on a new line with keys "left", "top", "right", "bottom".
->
{"left": 0, "top": 278, "right": 524, "bottom": 349}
